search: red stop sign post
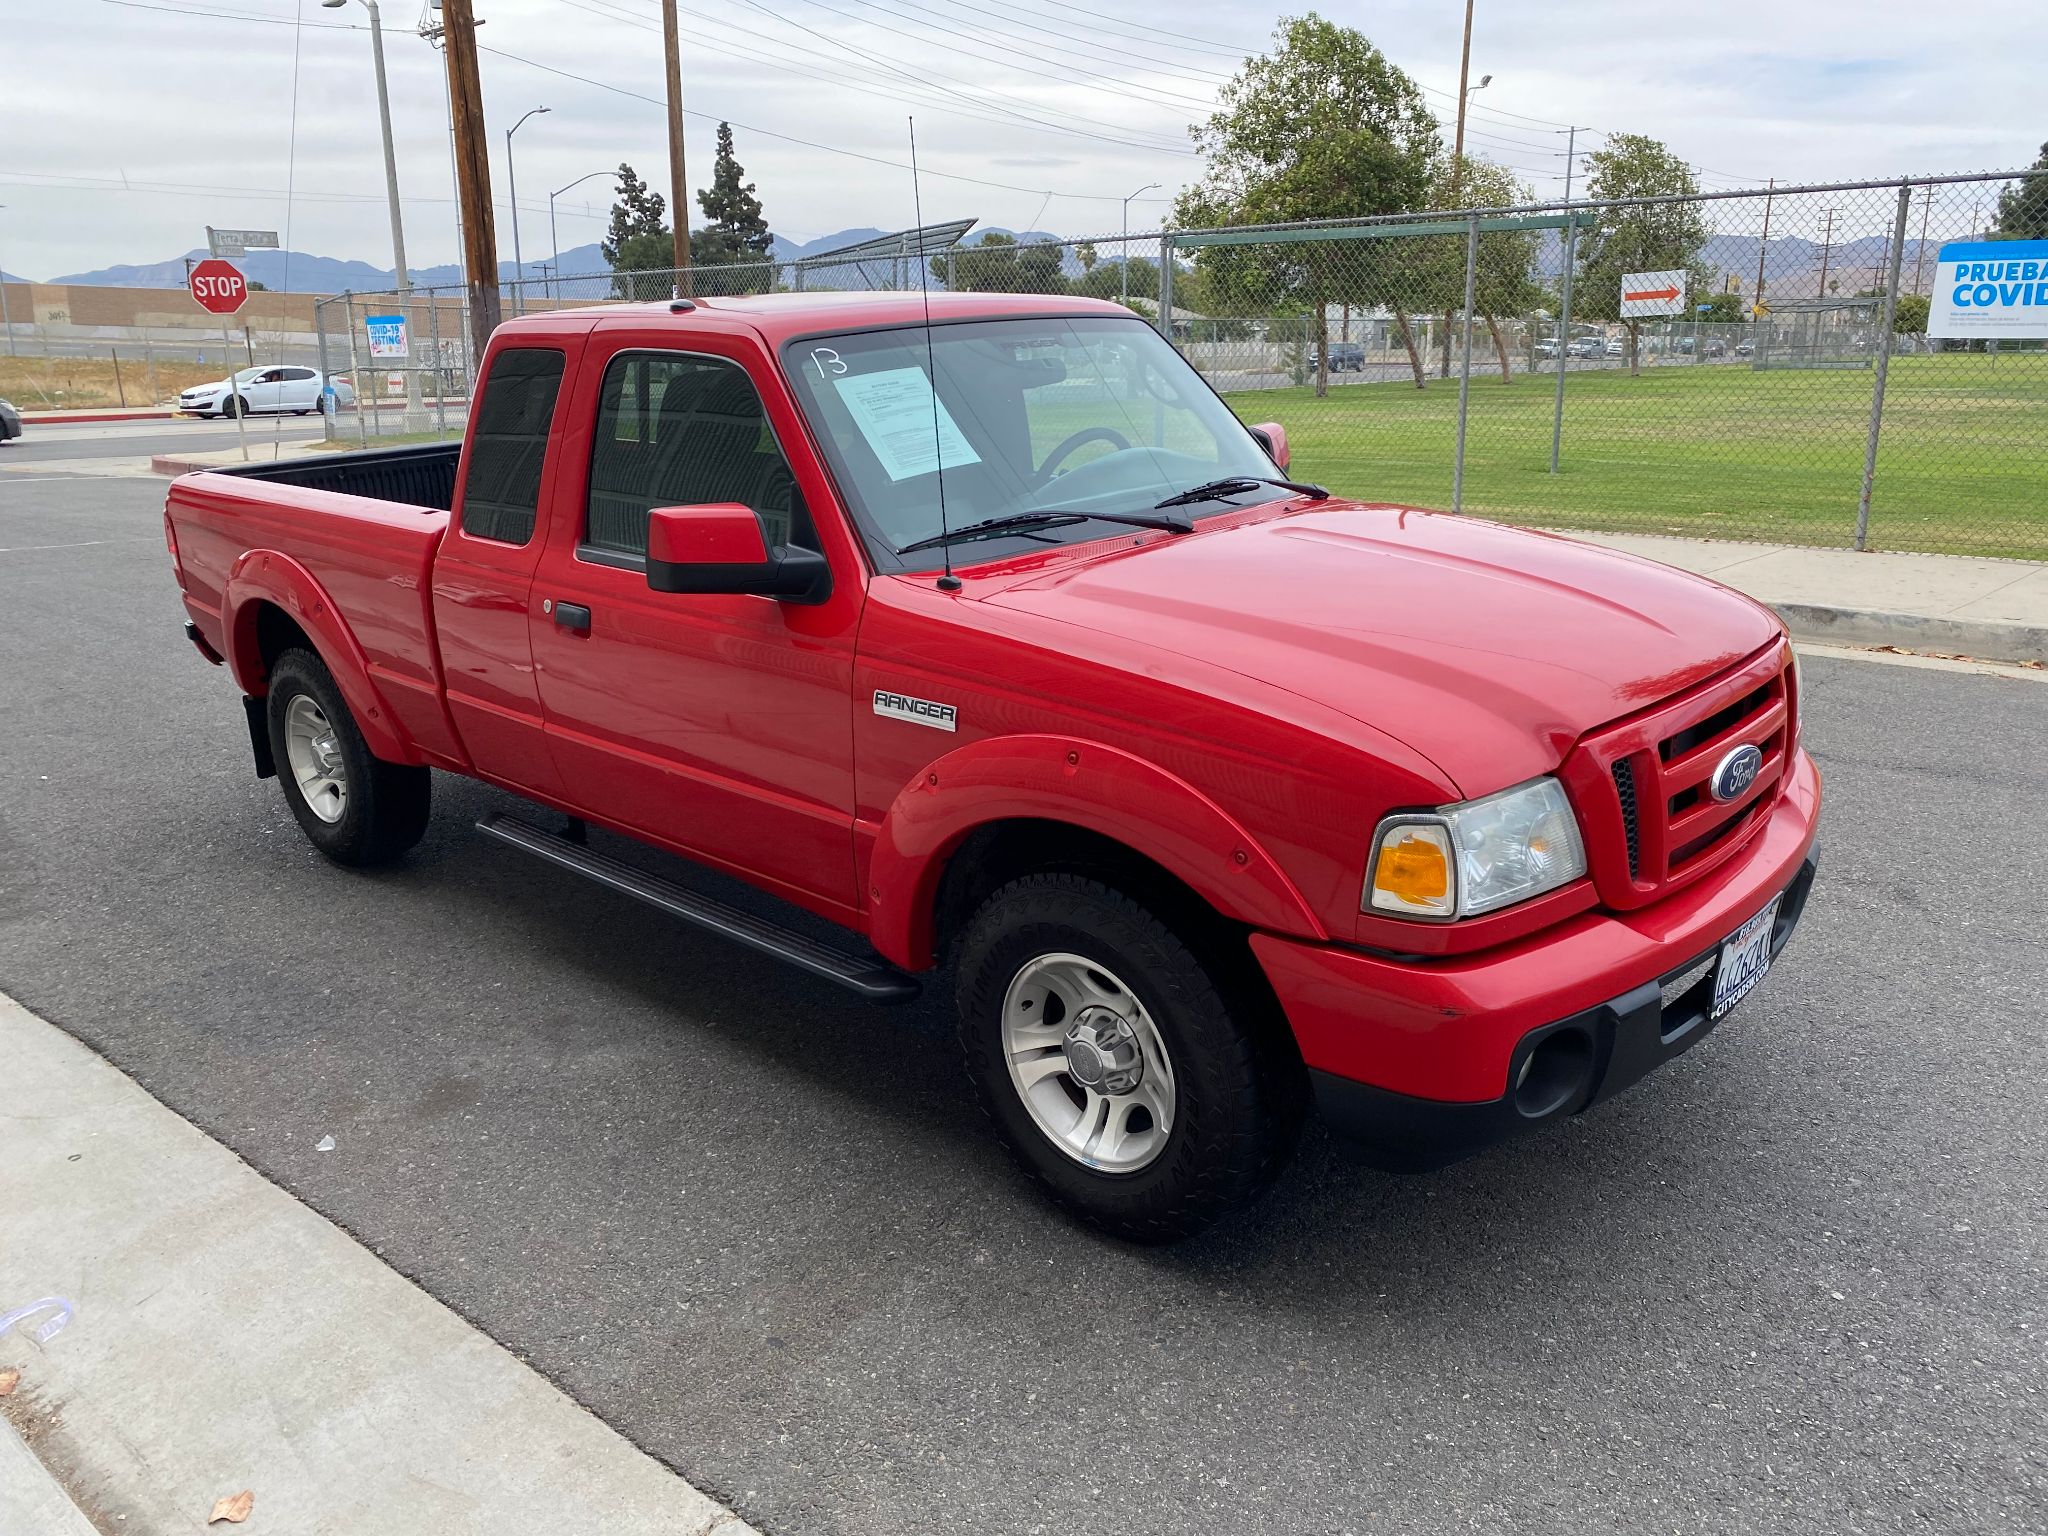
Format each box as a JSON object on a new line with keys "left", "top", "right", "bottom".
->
{"left": 188, "top": 257, "right": 249, "bottom": 315}
{"left": 189, "top": 256, "right": 252, "bottom": 459}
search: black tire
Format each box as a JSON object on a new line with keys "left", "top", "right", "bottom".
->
{"left": 265, "top": 648, "right": 431, "bottom": 867}
{"left": 955, "top": 873, "right": 1299, "bottom": 1242}
{"left": 225, "top": 394, "right": 250, "bottom": 419}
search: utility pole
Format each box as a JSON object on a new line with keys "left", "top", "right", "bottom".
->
{"left": 1550, "top": 125, "right": 1578, "bottom": 475}
{"left": 439, "top": 0, "right": 500, "bottom": 366}
{"left": 323, "top": 0, "right": 420, "bottom": 424}
{"left": 1815, "top": 207, "right": 1837, "bottom": 297}
{"left": 1443, "top": 0, "right": 1486, "bottom": 379}
{"left": 662, "top": 0, "right": 693, "bottom": 294}
{"left": 1752, "top": 177, "right": 1775, "bottom": 319}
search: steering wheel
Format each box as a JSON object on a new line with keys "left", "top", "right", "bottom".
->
{"left": 1037, "top": 427, "right": 1131, "bottom": 483}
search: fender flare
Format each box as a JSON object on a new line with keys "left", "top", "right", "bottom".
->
{"left": 221, "top": 549, "right": 422, "bottom": 766}
{"left": 865, "top": 733, "right": 1326, "bottom": 971}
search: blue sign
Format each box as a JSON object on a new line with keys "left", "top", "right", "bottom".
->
{"left": 364, "top": 313, "right": 409, "bottom": 359}
{"left": 1929, "top": 240, "right": 2048, "bottom": 339}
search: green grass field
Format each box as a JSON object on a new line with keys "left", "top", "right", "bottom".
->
{"left": 1220, "top": 355, "right": 2048, "bottom": 560}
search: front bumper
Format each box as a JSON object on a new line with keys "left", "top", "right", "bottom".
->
{"left": 1253, "top": 748, "right": 1821, "bottom": 1171}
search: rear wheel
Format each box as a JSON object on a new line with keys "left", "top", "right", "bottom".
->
{"left": 264, "top": 648, "right": 430, "bottom": 866}
{"left": 955, "top": 873, "right": 1297, "bottom": 1242}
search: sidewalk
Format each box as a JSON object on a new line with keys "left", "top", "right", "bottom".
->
{"left": 1567, "top": 532, "right": 2048, "bottom": 666}
{"left": 0, "top": 991, "right": 755, "bottom": 1536}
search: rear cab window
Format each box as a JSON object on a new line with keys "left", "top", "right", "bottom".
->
{"left": 458, "top": 346, "right": 567, "bottom": 546}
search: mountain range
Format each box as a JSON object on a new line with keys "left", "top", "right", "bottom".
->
{"left": 35, "top": 226, "right": 1064, "bottom": 291}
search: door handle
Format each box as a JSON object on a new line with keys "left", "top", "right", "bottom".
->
{"left": 551, "top": 601, "right": 592, "bottom": 633}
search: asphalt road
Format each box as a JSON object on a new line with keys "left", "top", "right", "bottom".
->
{"left": 1, "top": 472, "right": 2043, "bottom": 1535}
{"left": 0, "top": 415, "right": 333, "bottom": 470}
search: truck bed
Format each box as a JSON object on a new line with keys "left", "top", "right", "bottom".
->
{"left": 209, "top": 440, "right": 460, "bottom": 512}
{"left": 167, "top": 445, "right": 457, "bottom": 764}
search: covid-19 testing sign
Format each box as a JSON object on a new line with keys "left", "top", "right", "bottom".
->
{"left": 1928, "top": 240, "right": 2048, "bottom": 339}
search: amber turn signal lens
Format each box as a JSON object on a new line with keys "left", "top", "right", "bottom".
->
{"left": 1367, "top": 823, "right": 1456, "bottom": 917}
{"left": 1378, "top": 833, "right": 1448, "bottom": 901}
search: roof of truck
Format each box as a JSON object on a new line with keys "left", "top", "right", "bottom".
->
{"left": 494, "top": 289, "right": 1139, "bottom": 347}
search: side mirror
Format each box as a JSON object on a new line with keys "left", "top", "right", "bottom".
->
{"left": 1247, "top": 422, "right": 1290, "bottom": 471}
{"left": 645, "top": 504, "right": 831, "bottom": 605}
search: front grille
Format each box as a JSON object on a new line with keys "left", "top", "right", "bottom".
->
{"left": 1611, "top": 758, "right": 1641, "bottom": 878}
{"left": 1570, "top": 645, "right": 1795, "bottom": 908}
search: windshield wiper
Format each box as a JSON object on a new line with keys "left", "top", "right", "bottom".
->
{"left": 896, "top": 508, "right": 1193, "bottom": 556}
{"left": 1152, "top": 475, "right": 1330, "bottom": 510}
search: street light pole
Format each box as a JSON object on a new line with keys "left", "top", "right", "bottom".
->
{"left": 1121, "top": 183, "right": 1159, "bottom": 311}
{"left": 550, "top": 169, "right": 624, "bottom": 303}
{"left": 323, "top": 0, "right": 421, "bottom": 423}
{"left": 505, "top": 106, "right": 550, "bottom": 316}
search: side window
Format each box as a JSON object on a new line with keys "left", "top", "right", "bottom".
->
{"left": 458, "top": 346, "right": 566, "bottom": 546}
{"left": 585, "top": 351, "right": 815, "bottom": 559}
{"left": 284, "top": 367, "right": 317, "bottom": 382}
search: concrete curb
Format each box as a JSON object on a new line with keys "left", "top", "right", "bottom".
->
{"left": 19, "top": 409, "right": 181, "bottom": 424}
{"left": 0, "top": 1419, "right": 100, "bottom": 1536}
{"left": 1773, "top": 601, "right": 2048, "bottom": 667}
{"left": 149, "top": 454, "right": 218, "bottom": 476}
{"left": 0, "top": 990, "right": 761, "bottom": 1536}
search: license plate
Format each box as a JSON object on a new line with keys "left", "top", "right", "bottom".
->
{"left": 1709, "top": 895, "right": 1782, "bottom": 1021}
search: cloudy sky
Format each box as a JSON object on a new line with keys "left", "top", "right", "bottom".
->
{"left": 1, "top": 0, "right": 2039, "bottom": 280}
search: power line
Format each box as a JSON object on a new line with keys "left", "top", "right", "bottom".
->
{"left": 560, "top": 0, "right": 1194, "bottom": 155}
{"left": 473, "top": 41, "right": 1180, "bottom": 207}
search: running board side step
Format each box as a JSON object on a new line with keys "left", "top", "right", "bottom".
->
{"left": 475, "top": 813, "right": 921, "bottom": 1003}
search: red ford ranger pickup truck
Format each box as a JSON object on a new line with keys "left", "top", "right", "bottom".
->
{"left": 166, "top": 292, "right": 1820, "bottom": 1240}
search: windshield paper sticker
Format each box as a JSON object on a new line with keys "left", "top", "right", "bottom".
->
{"left": 833, "top": 367, "right": 982, "bottom": 482}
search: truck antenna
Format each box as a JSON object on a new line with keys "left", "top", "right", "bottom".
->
{"left": 908, "top": 117, "right": 960, "bottom": 593}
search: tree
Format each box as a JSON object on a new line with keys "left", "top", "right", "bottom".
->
{"left": 1573, "top": 134, "right": 1709, "bottom": 376}
{"left": 609, "top": 233, "right": 680, "bottom": 300}
{"left": 1694, "top": 291, "right": 1744, "bottom": 323}
{"left": 692, "top": 123, "right": 775, "bottom": 283}
{"left": 1076, "top": 241, "right": 1098, "bottom": 273}
{"left": 1174, "top": 14, "right": 1439, "bottom": 396}
{"left": 1073, "top": 256, "right": 1158, "bottom": 309}
{"left": 1891, "top": 292, "right": 1931, "bottom": 334}
{"left": 1433, "top": 155, "right": 1542, "bottom": 383}
{"left": 603, "top": 163, "right": 671, "bottom": 299}
{"left": 1991, "top": 143, "right": 2048, "bottom": 240}
{"left": 935, "top": 232, "right": 1068, "bottom": 295}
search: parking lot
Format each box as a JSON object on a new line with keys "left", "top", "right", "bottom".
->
{"left": 2, "top": 466, "right": 2044, "bottom": 1533}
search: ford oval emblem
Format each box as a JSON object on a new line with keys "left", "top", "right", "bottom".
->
{"left": 1710, "top": 743, "right": 1764, "bottom": 803}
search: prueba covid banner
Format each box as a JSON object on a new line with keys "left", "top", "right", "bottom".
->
{"left": 1929, "top": 240, "right": 2048, "bottom": 339}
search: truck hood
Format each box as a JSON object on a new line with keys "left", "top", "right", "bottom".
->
{"left": 981, "top": 501, "right": 1780, "bottom": 794}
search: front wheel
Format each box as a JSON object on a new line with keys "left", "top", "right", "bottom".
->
{"left": 223, "top": 395, "right": 250, "bottom": 419}
{"left": 955, "top": 874, "right": 1298, "bottom": 1241}
{"left": 264, "top": 648, "right": 431, "bottom": 866}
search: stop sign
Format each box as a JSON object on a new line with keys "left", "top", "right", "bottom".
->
{"left": 188, "top": 257, "right": 248, "bottom": 315}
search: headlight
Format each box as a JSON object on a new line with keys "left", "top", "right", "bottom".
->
{"left": 1365, "top": 777, "right": 1587, "bottom": 920}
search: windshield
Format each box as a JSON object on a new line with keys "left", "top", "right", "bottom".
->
{"left": 783, "top": 316, "right": 1280, "bottom": 570}
{"left": 232, "top": 368, "right": 265, "bottom": 382}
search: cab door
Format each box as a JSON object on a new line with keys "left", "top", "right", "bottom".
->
{"left": 430, "top": 343, "right": 577, "bottom": 799}
{"left": 527, "top": 323, "right": 866, "bottom": 922}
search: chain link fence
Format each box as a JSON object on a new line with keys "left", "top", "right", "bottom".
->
{"left": 1160, "top": 170, "right": 2047, "bottom": 560}
{"left": 310, "top": 168, "right": 2044, "bottom": 559}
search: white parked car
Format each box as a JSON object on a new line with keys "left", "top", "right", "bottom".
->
{"left": 178, "top": 367, "right": 356, "bottom": 418}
